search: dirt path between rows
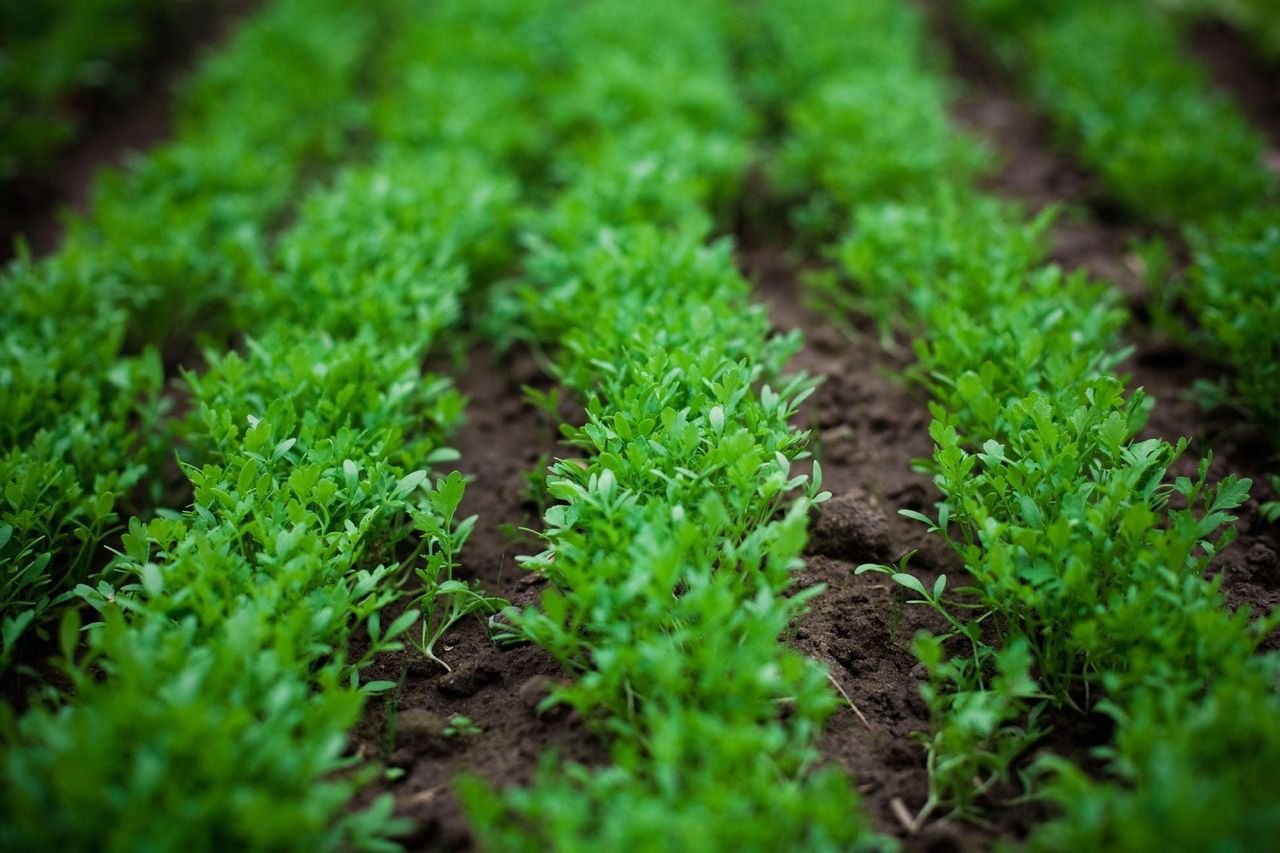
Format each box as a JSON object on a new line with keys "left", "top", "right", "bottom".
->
{"left": 348, "top": 346, "right": 606, "bottom": 850}
{"left": 742, "top": 237, "right": 1054, "bottom": 850}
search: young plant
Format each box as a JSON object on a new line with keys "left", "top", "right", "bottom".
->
{"left": 1262, "top": 475, "right": 1280, "bottom": 524}
{"left": 411, "top": 472, "right": 506, "bottom": 671}
{"left": 443, "top": 715, "right": 482, "bottom": 737}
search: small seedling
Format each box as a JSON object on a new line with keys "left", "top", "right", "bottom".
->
{"left": 442, "top": 715, "right": 481, "bottom": 737}
{"left": 1262, "top": 475, "right": 1280, "bottom": 524}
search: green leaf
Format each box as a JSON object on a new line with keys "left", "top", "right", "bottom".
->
{"left": 1213, "top": 476, "right": 1252, "bottom": 511}
{"left": 898, "top": 509, "right": 933, "bottom": 527}
{"left": 360, "top": 680, "right": 398, "bottom": 695}
{"left": 58, "top": 607, "right": 81, "bottom": 662}
{"left": 395, "top": 470, "right": 429, "bottom": 498}
{"left": 384, "top": 609, "right": 420, "bottom": 641}
{"left": 2, "top": 611, "right": 35, "bottom": 650}
{"left": 708, "top": 405, "right": 725, "bottom": 434}
{"left": 891, "top": 572, "right": 928, "bottom": 598}
{"left": 139, "top": 563, "right": 164, "bottom": 598}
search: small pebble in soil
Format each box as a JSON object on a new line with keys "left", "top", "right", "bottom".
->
{"left": 436, "top": 657, "right": 502, "bottom": 698}
{"left": 1246, "top": 540, "right": 1277, "bottom": 576}
{"left": 808, "top": 491, "right": 892, "bottom": 561}
{"left": 518, "top": 674, "right": 568, "bottom": 720}
{"left": 394, "top": 708, "right": 452, "bottom": 755}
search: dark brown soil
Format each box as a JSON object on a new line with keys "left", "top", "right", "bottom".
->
{"left": 348, "top": 346, "right": 607, "bottom": 850}
{"left": 748, "top": 244, "right": 1053, "bottom": 850}
{"left": 0, "top": 0, "right": 255, "bottom": 261}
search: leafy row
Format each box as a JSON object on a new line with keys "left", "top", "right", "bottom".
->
{"left": 752, "top": 0, "right": 1278, "bottom": 846}
{"left": 460, "top": 1, "right": 884, "bottom": 848}
{"left": 0, "top": 0, "right": 547, "bottom": 846}
{"left": 958, "top": 0, "right": 1280, "bottom": 432}
{"left": 0, "top": 0, "right": 386, "bottom": 666}
{"left": 0, "top": 150, "right": 512, "bottom": 853}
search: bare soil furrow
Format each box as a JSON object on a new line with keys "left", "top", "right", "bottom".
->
{"left": 741, "top": 240, "right": 1054, "bottom": 849}
{"left": 348, "top": 343, "right": 606, "bottom": 845}
{"left": 349, "top": 345, "right": 605, "bottom": 851}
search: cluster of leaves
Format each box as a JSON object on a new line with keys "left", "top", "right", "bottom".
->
{"left": 469, "top": 233, "right": 880, "bottom": 849}
{"left": 963, "top": 0, "right": 1270, "bottom": 222}
{"left": 1263, "top": 475, "right": 1280, "bottom": 524}
{"left": 0, "top": 0, "right": 181, "bottom": 181}
{"left": 370, "top": 0, "right": 569, "bottom": 186}
{"left": 755, "top": 0, "right": 1280, "bottom": 842}
{"left": 0, "top": 1, "right": 537, "bottom": 846}
{"left": 1, "top": 155, "right": 517, "bottom": 850}
{"left": 0, "top": 0, "right": 386, "bottom": 667}
{"left": 1180, "top": 211, "right": 1280, "bottom": 432}
{"left": 960, "top": 0, "right": 1280, "bottom": 436}
{"left": 459, "top": 1, "right": 885, "bottom": 848}
{"left": 757, "top": 0, "right": 989, "bottom": 240}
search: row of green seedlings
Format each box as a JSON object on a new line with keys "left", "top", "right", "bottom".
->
{"left": 0, "top": 1, "right": 558, "bottom": 846}
{"left": 0, "top": 0, "right": 391, "bottom": 670}
{"left": 0, "top": 147, "right": 512, "bottom": 852}
{"left": 0, "top": 0, "right": 174, "bottom": 182}
{"left": 753, "top": 0, "right": 1279, "bottom": 847}
{"left": 957, "top": 0, "right": 1280, "bottom": 447}
{"left": 459, "top": 0, "right": 887, "bottom": 848}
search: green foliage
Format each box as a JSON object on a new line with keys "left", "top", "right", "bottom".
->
{"left": 959, "top": 0, "right": 1280, "bottom": 431}
{"left": 411, "top": 471, "right": 505, "bottom": 671}
{"left": 1, "top": 0, "right": 535, "bottom": 844}
{"left": 0, "top": 0, "right": 386, "bottom": 663}
{"left": 1032, "top": 658, "right": 1280, "bottom": 851}
{"left": 962, "top": 0, "right": 1271, "bottom": 223}
{"left": 443, "top": 715, "right": 481, "bottom": 737}
{"left": 1180, "top": 211, "right": 1280, "bottom": 431}
{"left": 459, "top": 1, "right": 883, "bottom": 847}
{"left": 469, "top": 226, "right": 881, "bottom": 850}
{"left": 1222, "top": 0, "right": 1280, "bottom": 57}
{"left": 756, "top": 0, "right": 989, "bottom": 237}
{"left": 1, "top": 412, "right": 435, "bottom": 850}
{"left": 772, "top": 79, "right": 989, "bottom": 236}
{"left": 1263, "top": 476, "right": 1280, "bottom": 524}
{"left": 370, "top": 0, "right": 567, "bottom": 176}
{"left": 756, "top": 0, "right": 1280, "bottom": 839}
